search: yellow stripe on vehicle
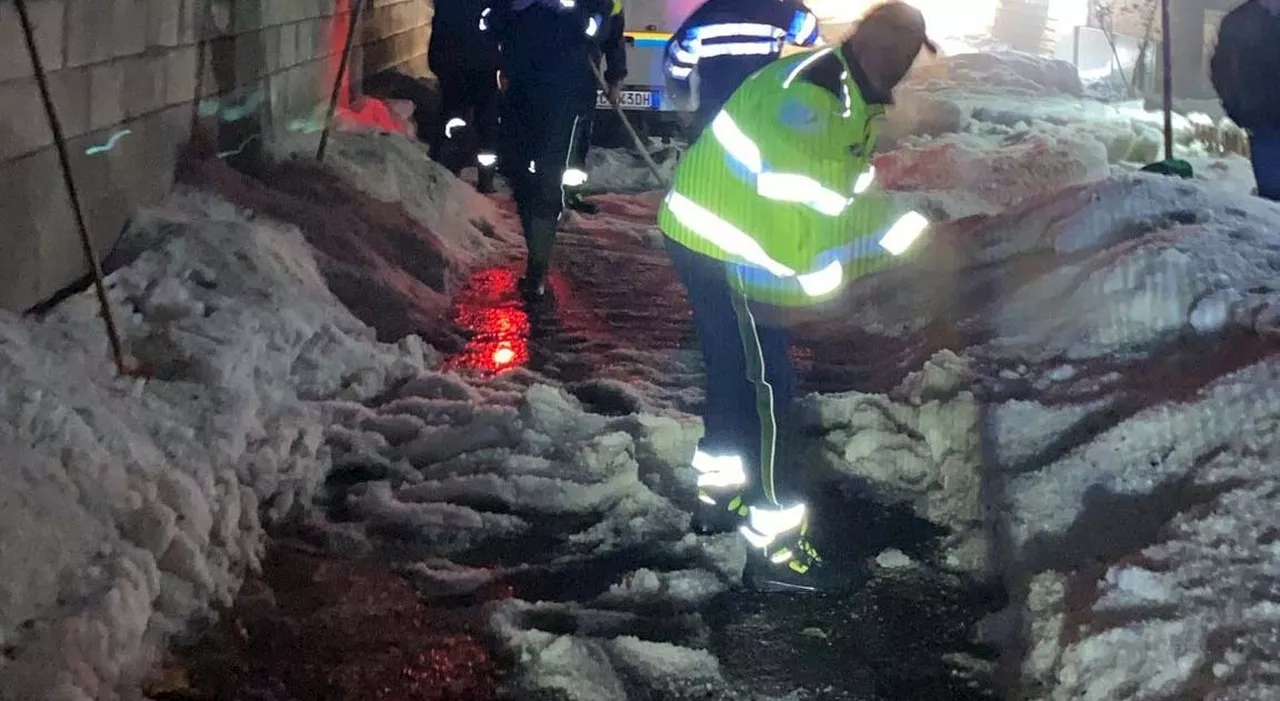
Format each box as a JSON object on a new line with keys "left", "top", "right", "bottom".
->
{"left": 626, "top": 30, "right": 672, "bottom": 47}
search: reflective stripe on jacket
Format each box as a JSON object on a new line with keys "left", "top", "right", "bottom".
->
{"left": 663, "top": 0, "right": 820, "bottom": 116}
{"left": 658, "top": 48, "right": 918, "bottom": 308}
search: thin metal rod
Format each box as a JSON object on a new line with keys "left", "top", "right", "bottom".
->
{"left": 587, "top": 56, "right": 669, "bottom": 188}
{"left": 317, "top": 0, "right": 367, "bottom": 162}
{"left": 15, "top": 0, "right": 128, "bottom": 375}
{"left": 1160, "top": 0, "right": 1173, "bottom": 161}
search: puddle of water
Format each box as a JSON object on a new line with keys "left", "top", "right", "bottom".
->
{"left": 443, "top": 267, "right": 531, "bottom": 375}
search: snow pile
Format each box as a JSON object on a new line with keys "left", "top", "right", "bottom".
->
{"left": 908, "top": 51, "right": 1085, "bottom": 97}
{"left": 177, "top": 132, "right": 521, "bottom": 350}
{"left": 319, "top": 378, "right": 748, "bottom": 697}
{"left": 876, "top": 52, "right": 1257, "bottom": 217}
{"left": 874, "top": 128, "right": 1111, "bottom": 217}
{"left": 800, "top": 351, "right": 986, "bottom": 570}
{"left": 0, "top": 132, "right": 519, "bottom": 700}
{"left": 280, "top": 132, "right": 519, "bottom": 272}
{"left": 327, "top": 380, "right": 696, "bottom": 556}
{"left": 794, "top": 173, "right": 1280, "bottom": 697}
{"left": 583, "top": 139, "right": 682, "bottom": 194}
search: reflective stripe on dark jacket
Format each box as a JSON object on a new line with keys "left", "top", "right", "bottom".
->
{"left": 429, "top": 0, "right": 500, "bottom": 73}
{"left": 663, "top": 0, "right": 819, "bottom": 121}
{"left": 493, "top": 0, "right": 614, "bottom": 102}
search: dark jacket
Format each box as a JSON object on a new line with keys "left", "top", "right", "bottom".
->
{"left": 429, "top": 0, "right": 501, "bottom": 74}
{"left": 1210, "top": 0, "right": 1280, "bottom": 132}
{"left": 663, "top": 0, "right": 820, "bottom": 121}
{"left": 491, "top": 0, "right": 617, "bottom": 105}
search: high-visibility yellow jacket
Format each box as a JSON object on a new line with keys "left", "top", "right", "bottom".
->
{"left": 658, "top": 47, "right": 926, "bottom": 307}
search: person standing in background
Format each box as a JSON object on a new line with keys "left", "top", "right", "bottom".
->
{"left": 1210, "top": 0, "right": 1280, "bottom": 201}
{"left": 429, "top": 0, "right": 503, "bottom": 193}
{"left": 562, "top": 0, "right": 629, "bottom": 215}
{"left": 662, "top": 0, "right": 822, "bottom": 141}
{"left": 491, "top": 0, "right": 617, "bottom": 303}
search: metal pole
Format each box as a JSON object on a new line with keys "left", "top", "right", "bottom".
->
{"left": 317, "top": 0, "right": 367, "bottom": 163}
{"left": 587, "top": 57, "right": 670, "bottom": 188}
{"left": 15, "top": 0, "right": 129, "bottom": 376}
{"left": 1160, "top": 0, "right": 1173, "bottom": 161}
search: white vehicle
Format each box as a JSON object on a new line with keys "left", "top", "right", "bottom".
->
{"left": 592, "top": 0, "right": 837, "bottom": 140}
{"left": 591, "top": 0, "right": 701, "bottom": 138}
{"left": 594, "top": 29, "right": 678, "bottom": 113}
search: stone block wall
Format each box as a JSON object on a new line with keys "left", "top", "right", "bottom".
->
{"left": 0, "top": 0, "right": 432, "bottom": 311}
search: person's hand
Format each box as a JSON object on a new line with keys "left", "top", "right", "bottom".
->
{"left": 607, "top": 82, "right": 622, "bottom": 105}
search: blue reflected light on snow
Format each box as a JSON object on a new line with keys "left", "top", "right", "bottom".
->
{"left": 217, "top": 134, "right": 260, "bottom": 160}
{"left": 84, "top": 128, "right": 132, "bottom": 155}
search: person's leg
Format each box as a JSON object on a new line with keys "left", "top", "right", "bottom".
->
{"left": 1250, "top": 129, "right": 1280, "bottom": 201}
{"left": 431, "top": 69, "right": 467, "bottom": 174}
{"left": 725, "top": 278, "right": 842, "bottom": 590}
{"left": 664, "top": 237, "right": 757, "bottom": 530}
{"left": 518, "top": 94, "right": 579, "bottom": 298}
{"left": 500, "top": 79, "right": 537, "bottom": 245}
{"left": 733, "top": 299, "right": 797, "bottom": 508}
{"left": 563, "top": 105, "right": 598, "bottom": 213}
{"left": 473, "top": 68, "right": 501, "bottom": 194}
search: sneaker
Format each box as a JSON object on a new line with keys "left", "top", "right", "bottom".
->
{"left": 518, "top": 275, "right": 556, "bottom": 311}
{"left": 738, "top": 503, "right": 869, "bottom": 595}
{"left": 518, "top": 274, "right": 546, "bottom": 299}
{"left": 565, "top": 192, "right": 599, "bottom": 215}
{"left": 476, "top": 168, "right": 497, "bottom": 194}
{"left": 693, "top": 491, "right": 746, "bottom": 535}
{"left": 690, "top": 450, "right": 749, "bottom": 534}
{"left": 743, "top": 548, "right": 869, "bottom": 595}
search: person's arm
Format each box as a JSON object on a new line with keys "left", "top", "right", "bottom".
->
{"left": 663, "top": 16, "right": 700, "bottom": 111}
{"left": 602, "top": 10, "right": 628, "bottom": 86}
{"left": 785, "top": 2, "right": 821, "bottom": 47}
{"left": 1211, "top": 9, "right": 1256, "bottom": 130}
{"left": 758, "top": 85, "right": 901, "bottom": 243}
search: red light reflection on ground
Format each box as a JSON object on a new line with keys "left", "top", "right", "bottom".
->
{"left": 445, "top": 267, "right": 531, "bottom": 374}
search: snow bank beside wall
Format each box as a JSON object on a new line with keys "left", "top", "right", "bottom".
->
{"left": 0, "top": 133, "right": 503, "bottom": 701}
{"left": 173, "top": 132, "right": 522, "bottom": 351}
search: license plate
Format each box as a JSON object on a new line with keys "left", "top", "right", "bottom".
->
{"left": 598, "top": 89, "right": 658, "bottom": 110}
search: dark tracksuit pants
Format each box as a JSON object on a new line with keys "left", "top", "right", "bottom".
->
{"left": 1252, "top": 129, "right": 1280, "bottom": 201}
{"left": 501, "top": 79, "right": 589, "bottom": 221}
{"left": 430, "top": 65, "right": 500, "bottom": 177}
{"left": 666, "top": 236, "right": 797, "bottom": 508}
{"left": 565, "top": 103, "right": 595, "bottom": 188}
{"left": 499, "top": 6, "right": 599, "bottom": 284}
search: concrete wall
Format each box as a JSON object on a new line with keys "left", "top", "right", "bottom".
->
{"left": 0, "top": 0, "right": 432, "bottom": 312}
